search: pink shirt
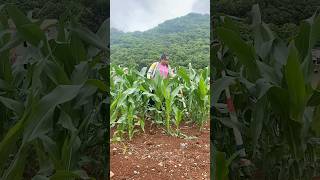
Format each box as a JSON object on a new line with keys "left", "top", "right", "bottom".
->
{"left": 158, "top": 63, "right": 169, "bottom": 78}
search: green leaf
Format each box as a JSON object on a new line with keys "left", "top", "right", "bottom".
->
{"left": 216, "top": 27, "right": 259, "bottom": 81}
{"left": 70, "top": 34, "right": 87, "bottom": 63}
{"left": 40, "top": 19, "right": 58, "bottom": 31}
{"left": 139, "top": 118, "right": 145, "bottom": 132}
{"left": 0, "top": 116, "right": 26, "bottom": 173}
{"left": 32, "top": 175, "right": 49, "bottom": 180}
{"left": 198, "top": 76, "right": 207, "bottom": 100}
{"left": 177, "top": 67, "right": 190, "bottom": 85}
{"left": 6, "top": 5, "right": 45, "bottom": 47}
{"left": 301, "top": 15, "right": 320, "bottom": 82}
{"left": 0, "top": 78, "right": 13, "bottom": 91}
{"left": 295, "top": 21, "right": 311, "bottom": 61}
{"left": 251, "top": 4, "right": 275, "bottom": 60}
{"left": 22, "top": 108, "right": 53, "bottom": 144}
{"left": 86, "top": 79, "right": 107, "bottom": 92}
{"left": 61, "top": 134, "right": 81, "bottom": 171}
{"left": 97, "top": 19, "right": 108, "bottom": 45}
{"left": 251, "top": 4, "right": 261, "bottom": 26}
{"left": 39, "top": 136, "right": 60, "bottom": 169}
{"left": 50, "top": 42, "right": 73, "bottom": 75}
{"left": 222, "top": 16, "right": 241, "bottom": 34}
{"left": 272, "top": 39, "right": 289, "bottom": 65}
{"left": 50, "top": 170, "right": 93, "bottom": 180}
{"left": 88, "top": 19, "right": 108, "bottom": 57}
{"left": 58, "top": 110, "right": 77, "bottom": 132}
{"left": 0, "top": 96, "right": 24, "bottom": 116}
{"left": 284, "top": 119, "right": 304, "bottom": 160}
{"left": 251, "top": 96, "right": 267, "bottom": 155}
{"left": 0, "top": 50, "right": 13, "bottom": 82}
{"left": 256, "top": 61, "right": 281, "bottom": 85}
{"left": 212, "top": 76, "right": 235, "bottom": 105}
{"left": 71, "top": 62, "right": 89, "bottom": 85}
{"left": 6, "top": 4, "right": 31, "bottom": 27}
{"left": 142, "top": 92, "right": 160, "bottom": 102}
{"left": 50, "top": 170, "right": 81, "bottom": 180}
{"left": 2, "top": 145, "right": 28, "bottom": 180}
{"left": 256, "top": 39, "right": 274, "bottom": 60}
{"left": 70, "top": 23, "right": 107, "bottom": 51}
{"left": 171, "top": 85, "right": 183, "bottom": 100}
{"left": 252, "top": 79, "right": 273, "bottom": 99}
{"left": 0, "top": 4, "right": 6, "bottom": 13}
{"left": 312, "top": 106, "right": 320, "bottom": 136}
{"left": 0, "top": 35, "right": 23, "bottom": 54}
{"left": 74, "top": 85, "right": 97, "bottom": 108}
{"left": 56, "top": 21, "right": 66, "bottom": 42}
{"left": 285, "top": 43, "right": 307, "bottom": 122}
{"left": 17, "top": 23, "right": 45, "bottom": 46}
{"left": 309, "top": 12, "right": 320, "bottom": 49}
{"left": 23, "top": 85, "right": 82, "bottom": 144}
{"left": 44, "top": 60, "right": 70, "bottom": 85}
{"left": 267, "top": 86, "right": 290, "bottom": 118}
{"left": 307, "top": 90, "right": 320, "bottom": 106}
{"left": 215, "top": 151, "right": 229, "bottom": 180}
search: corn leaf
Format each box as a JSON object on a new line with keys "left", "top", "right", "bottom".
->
{"left": 285, "top": 43, "right": 307, "bottom": 122}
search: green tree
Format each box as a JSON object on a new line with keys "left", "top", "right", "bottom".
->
{"left": 111, "top": 13, "right": 210, "bottom": 69}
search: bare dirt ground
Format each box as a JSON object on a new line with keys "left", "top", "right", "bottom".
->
{"left": 110, "top": 121, "right": 210, "bottom": 180}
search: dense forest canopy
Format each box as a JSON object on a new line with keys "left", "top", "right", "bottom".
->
{"left": 110, "top": 13, "right": 210, "bottom": 69}
{"left": 0, "top": 0, "right": 108, "bottom": 32}
{"left": 212, "top": 0, "right": 320, "bottom": 42}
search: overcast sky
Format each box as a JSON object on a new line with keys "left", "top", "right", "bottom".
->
{"left": 111, "top": 0, "right": 209, "bottom": 32}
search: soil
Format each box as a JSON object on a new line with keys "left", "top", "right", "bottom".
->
{"left": 110, "top": 121, "right": 210, "bottom": 180}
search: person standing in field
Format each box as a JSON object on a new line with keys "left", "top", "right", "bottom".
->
{"left": 147, "top": 53, "right": 175, "bottom": 79}
{"left": 147, "top": 53, "right": 175, "bottom": 108}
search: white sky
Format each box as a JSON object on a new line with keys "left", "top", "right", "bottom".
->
{"left": 111, "top": 0, "right": 210, "bottom": 32}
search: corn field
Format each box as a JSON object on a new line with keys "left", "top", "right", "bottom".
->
{"left": 0, "top": 4, "right": 108, "bottom": 179}
{"left": 110, "top": 64, "right": 210, "bottom": 140}
{"left": 213, "top": 4, "right": 320, "bottom": 180}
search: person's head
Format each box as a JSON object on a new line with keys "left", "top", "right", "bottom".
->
{"left": 160, "top": 53, "right": 169, "bottom": 65}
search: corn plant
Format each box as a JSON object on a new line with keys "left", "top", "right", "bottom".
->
{"left": 173, "top": 105, "right": 183, "bottom": 131}
{"left": 0, "top": 4, "right": 108, "bottom": 179}
{"left": 213, "top": 4, "right": 320, "bottom": 179}
{"left": 177, "top": 64, "right": 210, "bottom": 129}
{"left": 110, "top": 63, "right": 209, "bottom": 140}
{"left": 110, "top": 66, "right": 147, "bottom": 140}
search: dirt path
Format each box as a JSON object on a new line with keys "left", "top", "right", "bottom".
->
{"left": 110, "top": 121, "right": 210, "bottom": 180}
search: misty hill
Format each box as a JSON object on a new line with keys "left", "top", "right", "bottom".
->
{"left": 110, "top": 13, "right": 209, "bottom": 69}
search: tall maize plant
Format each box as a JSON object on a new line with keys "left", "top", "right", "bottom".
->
{"left": 213, "top": 4, "right": 320, "bottom": 180}
{"left": 0, "top": 4, "right": 108, "bottom": 179}
{"left": 110, "top": 63, "right": 209, "bottom": 140}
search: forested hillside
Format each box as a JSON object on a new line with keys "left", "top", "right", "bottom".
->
{"left": 110, "top": 13, "right": 210, "bottom": 69}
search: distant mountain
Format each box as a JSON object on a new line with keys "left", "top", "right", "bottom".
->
{"left": 110, "top": 13, "right": 210, "bottom": 69}
{"left": 147, "top": 13, "right": 209, "bottom": 34}
{"left": 111, "top": 28, "right": 124, "bottom": 36}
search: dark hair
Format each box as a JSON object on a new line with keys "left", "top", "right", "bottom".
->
{"left": 160, "top": 53, "right": 168, "bottom": 60}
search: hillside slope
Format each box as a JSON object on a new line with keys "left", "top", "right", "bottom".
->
{"left": 111, "top": 13, "right": 210, "bottom": 69}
